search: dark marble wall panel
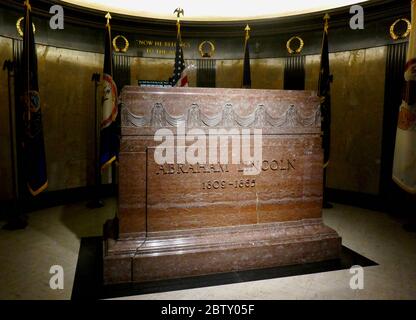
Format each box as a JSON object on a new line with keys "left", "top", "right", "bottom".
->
{"left": 215, "top": 58, "right": 284, "bottom": 89}
{"left": 36, "top": 45, "right": 103, "bottom": 191}
{"left": 130, "top": 57, "right": 172, "bottom": 84}
{"left": 0, "top": 37, "right": 13, "bottom": 201}
{"left": 304, "top": 55, "right": 320, "bottom": 93}
{"left": 251, "top": 58, "right": 284, "bottom": 90}
{"left": 305, "top": 47, "right": 387, "bottom": 195}
{"left": 379, "top": 43, "right": 407, "bottom": 196}
{"left": 216, "top": 60, "right": 243, "bottom": 88}
{"left": 284, "top": 55, "right": 306, "bottom": 90}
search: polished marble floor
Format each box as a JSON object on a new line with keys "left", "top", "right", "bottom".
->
{"left": 0, "top": 199, "right": 415, "bottom": 300}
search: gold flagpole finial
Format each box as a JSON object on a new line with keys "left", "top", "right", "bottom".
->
{"left": 174, "top": 8, "right": 184, "bottom": 40}
{"left": 174, "top": 7, "right": 184, "bottom": 23}
{"left": 323, "top": 13, "right": 330, "bottom": 32}
{"left": 105, "top": 12, "right": 112, "bottom": 25}
{"left": 24, "top": 0, "right": 31, "bottom": 11}
{"left": 245, "top": 24, "right": 251, "bottom": 40}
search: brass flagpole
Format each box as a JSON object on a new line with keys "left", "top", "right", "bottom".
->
{"left": 320, "top": 13, "right": 333, "bottom": 209}
{"left": 2, "top": 0, "right": 34, "bottom": 229}
{"left": 244, "top": 24, "right": 250, "bottom": 44}
{"left": 87, "top": 12, "right": 113, "bottom": 208}
{"left": 2, "top": 59, "right": 27, "bottom": 230}
{"left": 242, "top": 24, "right": 251, "bottom": 88}
{"left": 87, "top": 72, "right": 103, "bottom": 208}
{"left": 3, "top": 60, "right": 18, "bottom": 207}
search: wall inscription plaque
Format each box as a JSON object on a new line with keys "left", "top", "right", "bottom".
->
{"left": 103, "top": 87, "right": 341, "bottom": 284}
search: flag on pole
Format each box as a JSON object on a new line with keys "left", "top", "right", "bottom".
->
{"left": 100, "top": 13, "right": 119, "bottom": 170}
{"left": 318, "top": 14, "right": 332, "bottom": 169}
{"left": 392, "top": 1, "right": 416, "bottom": 194}
{"left": 21, "top": 0, "right": 48, "bottom": 196}
{"left": 170, "top": 8, "right": 188, "bottom": 87}
{"left": 242, "top": 24, "right": 251, "bottom": 89}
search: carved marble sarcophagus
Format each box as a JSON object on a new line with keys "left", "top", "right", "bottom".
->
{"left": 103, "top": 87, "right": 341, "bottom": 284}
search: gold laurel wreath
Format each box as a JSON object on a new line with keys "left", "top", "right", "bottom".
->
{"left": 198, "top": 40, "right": 215, "bottom": 58}
{"left": 390, "top": 18, "right": 411, "bottom": 40}
{"left": 112, "top": 35, "right": 129, "bottom": 53}
{"left": 286, "top": 36, "right": 304, "bottom": 54}
{"left": 16, "top": 17, "right": 36, "bottom": 37}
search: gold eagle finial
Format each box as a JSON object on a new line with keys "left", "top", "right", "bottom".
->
{"left": 174, "top": 8, "right": 184, "bottom": 19}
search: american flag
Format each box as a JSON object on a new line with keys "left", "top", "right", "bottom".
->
{"left": 170, "top": 22, "right": 188, "bottom": 87}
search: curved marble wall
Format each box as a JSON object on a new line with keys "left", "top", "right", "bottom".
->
{"left": 0, "top": 1, "right": 409, "bottom": 201}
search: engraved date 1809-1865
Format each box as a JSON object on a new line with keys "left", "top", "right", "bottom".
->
{"left": 202, "top": 179, "right": 256, "bottom": 190}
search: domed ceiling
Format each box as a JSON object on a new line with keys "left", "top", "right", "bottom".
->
{"left": 62, "top": 0, "right": 369, "bottom": 21}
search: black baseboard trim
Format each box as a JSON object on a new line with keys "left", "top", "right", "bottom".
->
{"left": 0, "top": 184, "right": 117, "bottom": 218}
{"left": 326, "top": 188, "right": 385, "bottom": 212}
{"left": 326, "top": 186, "right": 416, "bottom": 218}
